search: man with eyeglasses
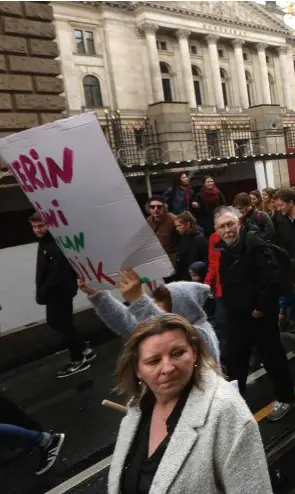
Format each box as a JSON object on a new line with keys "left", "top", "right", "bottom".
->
{"left": 146, "top": 196, "right": 179, "bottom": 272}
{"left": 214, "top": 207, "right": 294, "bottom": 422}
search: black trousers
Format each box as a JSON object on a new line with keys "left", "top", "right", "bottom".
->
{"left": 0, "top": 393, "right": 41, "bottom": 431}
{"left": 46, "top": 297, "right": 85, "bottom": 362}
{"left": 226, "top": 307, "right": 294, "bottom": 403}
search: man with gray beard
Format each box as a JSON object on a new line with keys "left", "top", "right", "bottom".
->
{"left": 214, "top": 207, "right": 294, "bottom": 422}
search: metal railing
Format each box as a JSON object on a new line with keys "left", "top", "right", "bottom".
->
{"left": 102, "top": 111, "right": 160, "bottom": 167}
{"left": 100, "top": 111, "right": 295, "bottom": 168}
{"left": 191, "top": 116, "right": 261, "bottom": 160}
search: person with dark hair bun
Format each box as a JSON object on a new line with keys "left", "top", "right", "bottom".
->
{"left": 194, "top": 176, "right": 226, "bottom": 237}
{"left": 174, "top": 211, "right": 208, "bottom": 281}
{"left": 165, "top": 172, "right": 198, "bottom": 215}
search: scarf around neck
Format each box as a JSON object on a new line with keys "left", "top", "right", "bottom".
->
{"left": 201, "top": 185, "right": 220, "bottom": 204}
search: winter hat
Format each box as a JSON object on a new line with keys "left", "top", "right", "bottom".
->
{"left": 189, "top": 261, "right": 207, "bottom": 281}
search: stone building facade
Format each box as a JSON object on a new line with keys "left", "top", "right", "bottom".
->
{"left": 51, "top": 0, "right": 295, "bottom": 191}
{"left": 0, "top": 1, "right": 65, "bottom": 140}
{"left": 53, "top": 1, "right": 295, "bottom": 116}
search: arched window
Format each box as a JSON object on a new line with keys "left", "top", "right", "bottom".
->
{"left": 220, "top": 68, "right": 229, "bottom": 106}
{"left": 192, "top": 65, "right": 203, "bottom": 106}
{"left": 268, "top": 73, "right": 277, "bottom": 104}
{"left": 160, "top": 62, "right": 173, "bottom": 102}
{"left": 245, "top": 70, "right": 254, "bottom": 107}
{"left": 83, "top": 75, "right": 103, "bottom": 108}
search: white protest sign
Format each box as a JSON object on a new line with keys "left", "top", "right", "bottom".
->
{"left": 0, "top": 113, "right": 174, "bottom": 288}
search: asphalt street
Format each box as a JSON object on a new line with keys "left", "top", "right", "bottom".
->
{"left": 1, "top": 332, "right": 295, "bottom": 494}
{"left": 0, "top": 337, "right": 123, "bottom": 494}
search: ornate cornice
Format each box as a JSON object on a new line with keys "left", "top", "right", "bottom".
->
{"left": 96, "top": 1, "right": 295, "bottom": 38}
{"left": 81, "top": 1, "right": 295, "bottom": 39}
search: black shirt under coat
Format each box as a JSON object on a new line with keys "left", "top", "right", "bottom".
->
{"left": 36, "top": 232, "right": 77, "bottom": 305}
{"left": 175, "top": 227, "right": 208, "bottom": 281}
{"left": 121, "top": 381, "right": 192, "bottom": 494}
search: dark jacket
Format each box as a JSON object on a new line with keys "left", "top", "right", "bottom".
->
{"left": 36, "top": 232, "right": 77, "bottom": 305}
{"left": 241, "top": 209, "right": 275, "bottom": 241}
{"left": 176, "top": 227, "right": 208, "bottom": 281}
{"left": 273, "top": 213, "right": 295, "bottom": 260}
{"left": 165, "top": 187, "right": 197, "bottom": 215}
{"left": 195, "top": 189, "right": 226, "bottom": 237}
{"left": 217, "top": 228, "right": 280, "bottom": 318}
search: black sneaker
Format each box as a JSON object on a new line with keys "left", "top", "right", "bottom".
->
{"left": 83, "top": 347, "right": 96, "bottom": 362}
{"left": 56, "top": 359, "right": 90, "bottom": 379}
{"left": 35, "top": 433, "right": 65, "bottom": 476}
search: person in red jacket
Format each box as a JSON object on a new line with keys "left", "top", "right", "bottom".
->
{"left": 204, "top": 232, "right": 228, "bottom": 360}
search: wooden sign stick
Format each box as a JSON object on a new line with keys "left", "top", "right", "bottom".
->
{"left": 102, "top": 399, "right": 127, "bottom": 414}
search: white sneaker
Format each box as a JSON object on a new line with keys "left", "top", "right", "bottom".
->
{"left": 267, "top": 401, "right": 294, "bottom": 422}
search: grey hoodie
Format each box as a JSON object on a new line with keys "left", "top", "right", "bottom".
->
{"left": 89, "top": 281, "right": 220, "bottom": 364}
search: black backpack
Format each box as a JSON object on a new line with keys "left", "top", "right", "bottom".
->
{"left": 245, "top": 231, "right": 293, "bottom": 296}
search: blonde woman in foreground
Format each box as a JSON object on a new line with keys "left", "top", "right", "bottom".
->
{"left": 108, "top": 313, "right": 272, "bottom": 494}
{"left": 108, "top": 314, "right": 272, "bottom": 494}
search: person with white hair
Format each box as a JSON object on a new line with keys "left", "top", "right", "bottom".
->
{"left": 214, "top": 206, "right": 294, "bottom": 421}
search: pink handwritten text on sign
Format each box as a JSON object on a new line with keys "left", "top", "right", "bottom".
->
{"left": 33, "top": 200, "right": 69, "bottom": 228}
{"left": 68, "top": 257, "right": 116, "bottom": 286}
{"left": 9, "top": 147, "right": 74, "bottom": 193}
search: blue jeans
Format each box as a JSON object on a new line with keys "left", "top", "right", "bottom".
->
{"left": 215, "top": 298, "right": 228, "bottom": 360}
{"left": 0, "top": 424, "right": 44, "bottom": 449}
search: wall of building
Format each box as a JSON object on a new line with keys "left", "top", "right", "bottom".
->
{"left": 0, "top": 1, "right": 65, "bottom": 138}
{"left": 52, "top": 1, "right": 295, "bottom": 118}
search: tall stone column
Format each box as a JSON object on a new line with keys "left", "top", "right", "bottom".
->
{"left": 232, "top": 39, "right": 248, "bottom": 109}
{"left": 177, "top": 29, "right": 196, "bottom": 108}
{"left": 278, "top": 46, "right": 292, "bottom": 110}
{"left": 140, "top": 22, "right": 164, "bottom": 103}
{"left": 206, "top": 34, "right": 224, "bottom": 110}
{"left": 257, "top": 43, "right": 271, "bottom": 104}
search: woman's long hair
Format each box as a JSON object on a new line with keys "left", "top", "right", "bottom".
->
{"left": 262, "top": 187, "right": 275, "bottom": 213}
{"left": 172, "top": 172, "right": 188, "bottom": 188}
{"left": 250, "top": 189, "right": 262, "bottom": 210}
{"left": 116, "top": 313, "right": 215, "bottom": 406}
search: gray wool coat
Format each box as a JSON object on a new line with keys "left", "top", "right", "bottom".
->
{"left": 108, "top": 369, "right": 273, "bottom": 494}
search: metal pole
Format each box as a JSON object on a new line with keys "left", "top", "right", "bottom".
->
{"left": 145, "top": 172, "right": 152, "bottom": 198}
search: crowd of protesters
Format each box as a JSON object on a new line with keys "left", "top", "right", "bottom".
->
{"left": 4, "top": 173, "right": 295, "bottom": 487}
{"left": 85, "top": 177, "right": 295, "bottom": 493}
{"left": 79, "top": 177, "right": 295, "bottom": 424}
